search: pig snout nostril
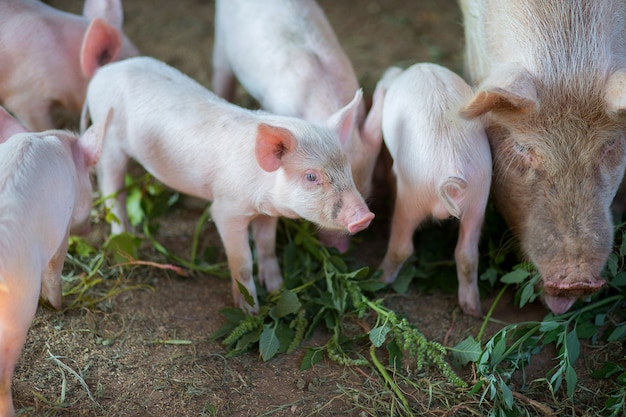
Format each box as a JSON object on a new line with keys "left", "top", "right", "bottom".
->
{"left": 348, "top": 210, "right": 375, "bottom": 234}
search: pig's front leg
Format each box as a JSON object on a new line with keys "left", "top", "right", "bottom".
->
{"left": 454, "top": 206, "right": 485, "bottom": 317}
{"left": 251, "top": 215, "right": 283, "bottom": 292}
{"left": 40, "top": 231, "right": 69, "bottom": 310}
{"left": 211, "top": 203, "right": 259, "bottom": 313}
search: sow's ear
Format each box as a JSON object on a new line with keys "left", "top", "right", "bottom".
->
{"left": 80, "top": 17, "right": 122, "bottom": 79}
{"left": 255, "top": 124, "right": 296, "bottom": 172}
{"left": 604, "top": 69, "right": 626, "bottom": 121}
{"left": 459, "top": 66, "right": 539, "bottom": 119}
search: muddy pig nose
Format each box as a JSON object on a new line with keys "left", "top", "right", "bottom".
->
{"left": 348, "top": 209, "right": 375, "bottom": 234}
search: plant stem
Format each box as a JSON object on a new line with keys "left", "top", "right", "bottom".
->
{"left": 190, "top": 203, "right": 212, "bottom": 263}
{"left": 369, "top": 344, "right": 410, "bottom": 411}
{"left": 478, "top": 284, "right": 509, "bottom": 343}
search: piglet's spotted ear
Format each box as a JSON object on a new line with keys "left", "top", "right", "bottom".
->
{"left": 255, "top": 124, "right": 296, "bottom": 172}
{"left": 80, "top": 18, "right": 122, "bottom": 79}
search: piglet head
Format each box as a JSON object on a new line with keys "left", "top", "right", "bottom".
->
{"left": 255, "top": 122, "right": 374, "bottom": 234}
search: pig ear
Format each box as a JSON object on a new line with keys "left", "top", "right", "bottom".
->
{"left": 0, "top": 106, "right": 29, "bottom": 143}
{"left": 83, "top": 0, "right": 124, "bottom": 30}
{"left": 79, "top": 108, "right": 112, "bottom": 166}
{"left": 80, "top": 18, "right": 122, "bottom": 79}
{"left": 255, "top": 124, "right": 296, "bottom": 172}
{"left": 459, "top": 66, "right": 539, "bottom": 119}
{"left": 604, "top": 69, "right": 626, "bottom": 120}
{"left": 326, "top": 89, "right": 363, "bottom": 146}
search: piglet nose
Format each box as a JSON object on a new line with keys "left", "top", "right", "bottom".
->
{"left": 348, "top": 209, "right": 375, "bottom": 234}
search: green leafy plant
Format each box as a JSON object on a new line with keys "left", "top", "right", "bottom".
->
{"left": 212, "top": 219, "right": 466, "bottom": 414}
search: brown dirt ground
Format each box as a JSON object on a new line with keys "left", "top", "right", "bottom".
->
{"left": 13, "top": 1, "right": 621, "bottom": 416}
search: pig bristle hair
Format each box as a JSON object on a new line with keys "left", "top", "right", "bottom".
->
{"left": 437, "top": 176, "right": 467, "bottom": 219}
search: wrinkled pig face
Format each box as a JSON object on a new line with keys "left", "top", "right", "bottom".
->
{"left": 488, "top": 96, "right": 626, "bottom": 313}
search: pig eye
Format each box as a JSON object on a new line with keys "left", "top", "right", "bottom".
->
{"left": 514, "top": 142, "right": 531, "bottom": 155}
{"left": 306, "top": 172, "right": 317, "bottom": 182}
{"left": 603, "top": 138, "right": 620, "bottom": 155}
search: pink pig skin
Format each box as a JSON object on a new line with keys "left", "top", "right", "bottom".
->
{"left": 376, "top": 64, "right": 492, "bottom": 317}
{"left": 0, "top": 108, "right": 28, "bottom": 144}
{"left": 0, "top": 0, "right": 138, "bottom": 131}
{"left": 82, "top": 56, "right": 374, "bottom": 314}
{"left": 0, "top": 109, "right": 109, "bottom": 417}
{"left": 212, "top": 0, "right": 384, "bottom": 254}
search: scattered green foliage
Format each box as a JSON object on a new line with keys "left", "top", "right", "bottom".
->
{"left": 451, "top": 222, "right": 626, "bottom": 416}
{"left": 61, "top": 171, "right": 626, "bottom": 415}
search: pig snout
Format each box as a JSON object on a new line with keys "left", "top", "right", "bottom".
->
{"left": 347, "top": 207, "right": 374, "bottom": 234}
{"left": 541, "top": 266, "right": 606, "bottom": 314}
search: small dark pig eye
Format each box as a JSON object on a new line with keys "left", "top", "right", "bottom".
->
{"left": 305, "top": 172, "right": 317, "bottom": 182}
{"left": 514, "top": 142, "right": 530, "bottom": 154}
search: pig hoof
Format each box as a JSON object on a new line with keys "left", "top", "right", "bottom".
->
{"left": 460, "top": 303, "right": 482, "bottom": 318}
{"left": 262, "top": 275, "right": 283, "bottom": 293}
{"left": 257, "top": 261, "right": 283, "bottom": 292}
{"left": 233, "top": 292, "right": 259, "bottom": 315}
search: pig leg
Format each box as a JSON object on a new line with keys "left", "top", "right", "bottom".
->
{"left": 0, "top": 271, "right": 41, "bottom": 417}
{"left": 96, "top": 147, "right": 130, "bottom": 234}
{"left": 211, "top": 203, "right": 259, "bottom": 313}
{"left": 211, "top": 33, "right": 237, "bottom": 101}
{"left": 454, "top": 206, "right": 485, "bottom": 317}
{"left": 378, "top": 181, "right": 424, "bottom": 283}
{"left": 251, "top": 215, "right": 283, "bottom": 293}
{"left": 40, "top": 233, "right": 69, "bottom": 310}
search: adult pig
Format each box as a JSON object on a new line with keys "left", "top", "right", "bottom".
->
{"left": 459, "top": 0, "right": 626, "bottom": 314}
{"left": 82, "top": 56, "right": 374, "bottom": 313}
{"left": 212, "top": 0, "right": 384, "bottom": 253}
{"left": 377, "top": 64, "right": 492, "bottom": 317}
{"left": 0, "top": 109, "right": 109, "bottom": 417}
{"left": 0, "top": 0, "right": 138, "bottom": 130}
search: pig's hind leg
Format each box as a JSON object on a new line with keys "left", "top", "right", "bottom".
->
{"left": 251, "top": 215, "right": 283, "bottom": 293}
{"left": 40, "top": 234, "right": 69, "bottom": 310}
{"left": 454, "top": 204, "right": 485, "bottom": 317}
{"left": 0, "top": 272, "right": 41, "bottom": 417}
{"left": 378, "top": 181, "right": 424, "bottom": 283}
